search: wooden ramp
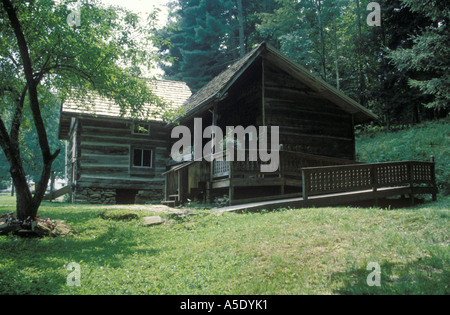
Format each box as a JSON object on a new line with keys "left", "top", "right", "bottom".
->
{"left": 216, "top": 186, "right": 429, "bottom": 213}
{"left": 217, "top": 160, "right": 438, "bottom": 213}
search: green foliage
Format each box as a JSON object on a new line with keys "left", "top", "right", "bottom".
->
{"left": 356, "top": 118, "right": 450, "bottom": 195}
{"left": 0, "top": 89, "right": 65, "bottom": 183}
{"left": 1, "top": 0, "right": 166, "bottom": 112}
{"left": 387, "top": 0, "right": 449, "bottom": 112}
{"left": 259, "top": 0, "right": 345, "bottom": 83}
{"left": 0, "top": 194, "right": 448, "bottom": 294}
{"left": 0, "top": 0, "right": 169, "bottom": 217}
{"left": 156, "top": 0, "right": 276, "bottom": 92}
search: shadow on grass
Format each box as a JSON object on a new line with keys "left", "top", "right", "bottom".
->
{"left": 331, "top": 257, "right": 449, "bottom": 295}
{"left": 0, "top": 222, "right": 161, "bottom": 294}
{"left": 343, "top": 196, "right": 429, "bottom": 209}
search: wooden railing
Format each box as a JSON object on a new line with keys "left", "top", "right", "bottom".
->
{"left": 301, "top": 160, "right": 437, "bottom": 201}
{"left": 279, "top": 151, "right": 356, "bottom": 178}
{"left": 212, "top": 149, "right": 356, "bottom": 179}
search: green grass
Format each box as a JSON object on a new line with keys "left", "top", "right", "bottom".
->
{"left": 0, "top": 194, "right": 448, "bottom": 295}
{"left": 356, "top": 117, "right": 450, "bottom": 195}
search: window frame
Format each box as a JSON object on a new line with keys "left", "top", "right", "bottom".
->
{"left": 131, "top": 147, "right": 154, "bottom": 169}
{"left": 131, "top": 123, "right": 151, "bottom": 136}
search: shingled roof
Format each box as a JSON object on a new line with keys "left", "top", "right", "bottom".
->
{"left": 181, "top": 44, "right": 262, "bottom": 115}
{"left": 179, "top": 42, "right": 378, "bottom": 124}
{"left": 58, "top": 79, "right": 192, "bottom": 140}
{"left": 61, "top": 79, "right": 192, "bottom": 121}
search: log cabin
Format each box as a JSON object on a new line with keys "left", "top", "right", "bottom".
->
{"left": 58, "top": 79, "right": 192, "bottom": 204}
{"left": 59, "top": 42, "right": 438, "bottom": 207}
{"left": 59, "top": 42, "right": 379, "bottom": 205}
{"left": 162, "top": 42, "right": 380, "bottom": 206}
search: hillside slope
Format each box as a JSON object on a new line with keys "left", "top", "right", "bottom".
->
{"left": 356, "top": 118, "right": 449, "bottom": 195}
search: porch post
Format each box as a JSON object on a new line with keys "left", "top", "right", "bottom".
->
{"left": 408, "top": 162, "right": 415, "bottom": 206}
{"left": 209, "top": 104, "right": 217, "bottom": 203}
{"left": 228, "top": 160, "right": 234, "bottom": 205}
{"left": 430, "top": 156, "right": 437, "bottom": 201}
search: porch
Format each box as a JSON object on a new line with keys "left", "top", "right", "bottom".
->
{"left": 217, "top": 159, "right": 438, "bottom": 212}
{"left": 210, "top": 150, "right": 358, "bottom": 205}
{"left": 162, "top": 152, "right": 437, "bottom": 209}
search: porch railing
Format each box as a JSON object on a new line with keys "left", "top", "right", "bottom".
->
{"left": 212, "top": 149, "right": 357, "bottom": 179}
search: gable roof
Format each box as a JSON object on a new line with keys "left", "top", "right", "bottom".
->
{"left": 61, "top": 79, "right": 192, "bottom": 122}
{"left": 179, "top": 42, "right": 378, "bottom": 124}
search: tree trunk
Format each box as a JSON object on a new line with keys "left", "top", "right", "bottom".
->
{"left": 316, "top": 1, "right": 327, "bottom": 81}
{"left": 237, "top": 0, "right": 245, "bottom": 57}
{"left": 1, "top": 0, "right": 60, "bottom": 222}
{"left": 355, "top": 0, "right": 366, "bottom": 106}
{"left": 333, "top": 23, "right": 340, "bottom": 90}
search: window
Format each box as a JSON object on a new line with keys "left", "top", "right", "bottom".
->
{"left": 132, "top": 123, "right": 150, "bottom": 135}
{"left": 132, "top": 148, "right": 153, "bottom": 168}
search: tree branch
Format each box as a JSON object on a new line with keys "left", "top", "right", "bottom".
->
{"left": 10, "top": 84, "right": 28, "bottom": 144}
{"left": 0, "top": 114, "right": 13, "bottom": 160}
{"left": 1, "top": 0, "right": 54, "bottom": 162}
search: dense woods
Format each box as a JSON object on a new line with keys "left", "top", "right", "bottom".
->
{"left": 156, "top": 0, "right": 449, "bottom": 126}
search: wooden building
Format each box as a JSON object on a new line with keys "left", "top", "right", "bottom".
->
{"left": 162, "top": 42, "right": 380, "bottom": 206}
{"left": 58, "top": 42, "right": 438, "bottom": 207}
{"left": 58, "top": 80, "right": 192, "bottom": 204}
{"left": 59, "top": 43, "right": 438, "bottom": 207}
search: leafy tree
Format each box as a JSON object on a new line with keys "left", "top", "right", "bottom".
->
{"left": 0, "top": 0, "right": 165, "bottom": 221}
{"left": 258, "top": 0, "right": 347, "bottom": 85}
{"left": 156, "top": 0, "right": 234, "bottom": 92}
{"left": 157, "top": 0, "right": 278, "bottom": 92}
{"left": 387, "top": 0, "right": 449, "bottom": 113}
{"left": 256, "top": 0, "right": 447, "bottom": 125}
{"left": 0, "top": 89, "right": 65, "bottom": 189}
{"left": 364, "top": 0, "right": 436, "bottom": 126}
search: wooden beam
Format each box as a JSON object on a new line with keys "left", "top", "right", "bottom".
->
{"left": 212, "top": 179, "right": 231, "bottom": 189}
{"left": 262, "top": 57, "right": 266, "bottom": 126}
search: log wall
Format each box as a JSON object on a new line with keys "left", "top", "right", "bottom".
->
{"left": 263, "top": 59, "right": 355, "bottom": 160}
{"left": 70, "top": 117, "right": 169, "bottom": 203}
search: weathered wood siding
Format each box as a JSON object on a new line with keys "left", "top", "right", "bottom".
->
{"left": 75, "top": 117, "right": 168, "bottom": 190}
{"left": 263, "top": 58, "right": 355, "bottom": 160}
{"left": 217, "top": 59, "right": 263, "bottom": 128}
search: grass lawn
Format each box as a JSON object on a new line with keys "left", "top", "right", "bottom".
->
{"left": 0, "top": 194, "right": 448, "bottom": 295}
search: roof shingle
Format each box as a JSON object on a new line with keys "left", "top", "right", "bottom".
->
{"left": 62, "top": 79, "right": 192, "bottom": 122}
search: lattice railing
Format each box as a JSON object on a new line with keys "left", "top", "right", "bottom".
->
{"left": 302, "top": 160, "right": 437, "bottom": 199}
{"left": 212, "top": 159, "right": 231, "bottom": 178}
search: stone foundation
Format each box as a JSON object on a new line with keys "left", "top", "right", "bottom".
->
{"left": 73, "top": 187, "right": 163, "bottom": 205}
{"left": 74, "top": 187, "right": 116, "bottom": 205}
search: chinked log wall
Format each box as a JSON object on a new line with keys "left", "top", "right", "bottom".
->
{"left": 71, "top": 117, "right": 169, "bottom": 203}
